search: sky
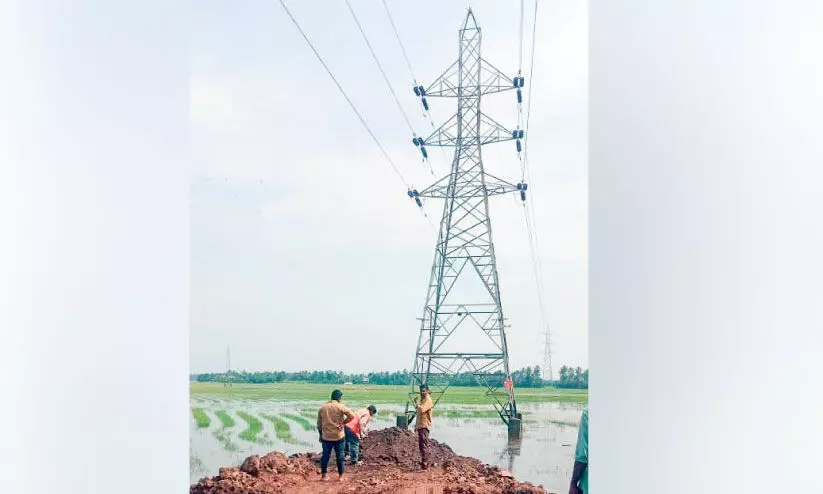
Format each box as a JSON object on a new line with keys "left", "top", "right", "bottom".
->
{"left": 189, "top": 0, "right": 588, "bottom": 377}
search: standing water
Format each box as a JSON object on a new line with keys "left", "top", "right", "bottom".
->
{"left": 190, "top": 397, "right": 584, "bottom": 493}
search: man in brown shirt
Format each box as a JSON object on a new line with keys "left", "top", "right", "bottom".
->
{"left": 413, "top": 384, "right": 434, "bottom": 470}
{"left": 316, "top": 389, "right": 356, "bottom": 481}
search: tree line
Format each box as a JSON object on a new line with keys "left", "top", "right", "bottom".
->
{"left": 555, "top": 366, "right": 589, "bottom": 389}
{"left": 191, "top": 365, "right": 588, "bottom": 389}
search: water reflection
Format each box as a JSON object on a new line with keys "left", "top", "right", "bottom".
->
{"left": 498, "top": 435, "right": 522, "bottom": 472}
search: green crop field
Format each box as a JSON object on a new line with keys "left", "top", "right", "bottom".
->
{"left": 190, "top": 381, "right": 586, "bottom": 488}
{"left": 260, "top": 414, "right": 294, "bottom": 440}
{"left": 236, "top": 411, "right": 268, "bottom": 444}
{"left": 213, "top": 410, "right": 235, "bottom": 428}
{"left": 281, "top": 413, "right": 316, "bottom": 431}
{"left": 191, "top": 408, "right": 211, "bottom": 428}
{"left": 211, "top": 430, "right": 239, "bottom": 452}
{"left": 190, "top": 382, "right": 587, "bottom": 404}
{"left": 440, "top": 408, "right": 502, "bottom": 419}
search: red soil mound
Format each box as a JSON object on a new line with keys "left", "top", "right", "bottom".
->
{"left": 359, "top": 426, "right": 456, "bottom": 469}
{"left": 190, "top": 427, "right": 551, "bottom": 494}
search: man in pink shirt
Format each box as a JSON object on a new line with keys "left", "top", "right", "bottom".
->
{"left": 343, "top": 405, "right": 377, "bottom": 465}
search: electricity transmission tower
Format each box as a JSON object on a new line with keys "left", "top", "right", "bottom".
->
{"left": 543, "top": 330, "right": 553, "bottom": 383}
{"left": 222, "top": 345, "right": 233, "bottom": 388}
{"left": 401, "top": 9, "right": 528, "bottom": 434}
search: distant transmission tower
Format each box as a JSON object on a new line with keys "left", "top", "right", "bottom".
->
{"left": 401, "top": 9, "right": 528, "bottom": 435}
{"left": 543, "top": 329, "right": 553, "bottom": 383}
{"left": 223, "top": 345, "right": 232, "bottom": 388}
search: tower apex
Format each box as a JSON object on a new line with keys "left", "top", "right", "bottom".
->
{"left": 463, "top": 9, "right": 479, "bottom": 31}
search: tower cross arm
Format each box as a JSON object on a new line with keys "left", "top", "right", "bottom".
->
{"left": 422, "top": 60, "right": 460, "bottom": 97}
{"left": 421, "top": 113, "right": 459, "bottom": 147}
{"left": 422, "top": 111, "right": 519, "bottom": 147}
{"left": 418, "top": 172, "right": 520, "bottom": 199}
{"left": 478, "top": 112, "right": 518, "bottom": 145}
{"left": 422, "top": 58, "right": 518, "bottom": 98}
{"left": 478, "top": 58, "right": 519, "bottom": 95}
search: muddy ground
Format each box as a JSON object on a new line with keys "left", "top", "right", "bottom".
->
{"left": 190, "top": 427, "right": 552, "bottom": 494}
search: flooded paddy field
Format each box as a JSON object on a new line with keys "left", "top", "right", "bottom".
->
{"left": 189, "top": 383, "right": 586, "bottom": 493}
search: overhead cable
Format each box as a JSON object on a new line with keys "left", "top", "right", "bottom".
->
{"left": 278, "top": 0, "right": 410, "bottom": 189}
{"left": 345, "top": 0, "right": 416, "bottom": 136}
{"left": 521, "top": 0, "right": 540, "bottom": 182}
{"left": 519, "top": 0, "right": 553, "bottom": 379}
{"left": 381, "top": 0, "right": 418, "bottom": 84}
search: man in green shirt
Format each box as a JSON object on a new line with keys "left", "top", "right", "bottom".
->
{"left": 570, "top": 408, "right": 588, "bottom": 494}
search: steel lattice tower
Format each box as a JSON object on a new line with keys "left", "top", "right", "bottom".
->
{"left": 402, "top": 9, "right": 527, "bottom": 430}
{"left": 223, "top": 345, "right": 233, "bottom": 388}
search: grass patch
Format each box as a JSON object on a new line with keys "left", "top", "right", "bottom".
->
{"left": 191, "top": 408, "right": 211, "bottom": 428}
{"left": 190, "top": 454, "right": 206, "bottom": 475}
{"left": 214, "top": 410, "right": 235, "bottom": 428}
{"left": 261, "top": 413, "right": 296, "bottom": 442}
{"left": 190, "top": 382, "right": 587, "bottom": 404}
{"left": 282, "top": 413, "right": 315, "bottom": 431}
{"left": 549, "top": 419, "right": 580, "bottom": 428}
{"left": 236, "top": 411, "right": 268, "bottom": 444}
{"left": 212, "top": 430, "right": 239, "bottom": 451}
{"left": 210, "top": 410, "right": 241, "bottom": 450}
{"left": 440, "top": 409, "right": 501, "bottom": 419}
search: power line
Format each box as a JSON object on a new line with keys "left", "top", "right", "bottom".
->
{"left": 344, "top": 0, "right": 416, "bottom": 136}
{"left": 521, "top": 0, "right": 540, "bottom": 182}
{"left": 517, "top": 0, "right": 531, "bottom": 162}
{"left": 522, "top": 0, "right": 542, "bottom": 287}
{"left": 419, "top": 205, "right": 437, "bottom": 233}
{"left": 380, "top": 0, "right": 448, "bottom": 169}
{"left": 518, "top": 0, "right": 525, "bottom": 74}
{"left": 522, "top": 204, "right": 550, "bottom": 342}
{"left": 381, "top": 0, "right": 417, "bottom": 84}
{"left": 278, "top": 0, "right": 410, "bottom": 189}
{"left": 521, "top": 0, "right": 546, "bottom": 340}
{"left": 519, "top": 0, "right": 553, "bottom": 380}
{"left": 523, "top": 201, "right": 553, "bottom": 380}
{"left": 514, "top": 0, "right": 528, "bottom": 174}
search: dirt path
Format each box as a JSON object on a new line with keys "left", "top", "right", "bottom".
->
{"left": 190, "top": 427, "right": 551, "bottom": 494}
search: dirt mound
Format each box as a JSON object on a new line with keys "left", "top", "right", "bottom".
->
{"left": 438, "top": 457, "right": 547, "bottom": 494}
{"left": 190, "top": 452, "right": 317, "bottom": 494}
{"left": 360, "top": 426, "right": 456, "bottom": 469}
{"left": 190, "top": 428, "right": 552, "bottom": 494}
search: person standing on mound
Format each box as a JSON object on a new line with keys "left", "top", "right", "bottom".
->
{"left": 316, "top": 389, "right": 356, "bottom": 482}
{"left": 413, "top": 384, "right": 434, "bottom": 470}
